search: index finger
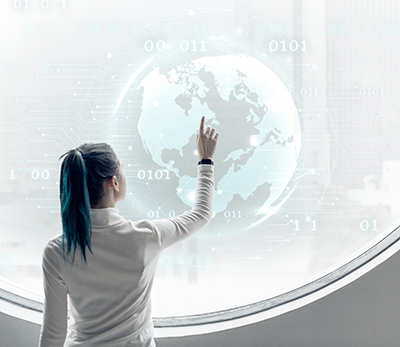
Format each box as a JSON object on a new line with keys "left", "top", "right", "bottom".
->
{"left": 199, "top": 116, "right": 205, "bottom": 136}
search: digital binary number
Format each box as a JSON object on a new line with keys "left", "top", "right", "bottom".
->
{"left": 359, "top": 88, "right": 384, "bottom": 96}
{"left": 360, "top": 220, "right": 378, "bottom": 232}
{"left": 31, "top": 170, "right": 49, "bottom": 180}
{"left": 223, "top": 210, "right": 242, "bottom": 219}
{"left": 269, "top": 40, "right": 307, "bottom": 52}
{"left": 137, "top": 169, "right": 170, "bottom": 180}
{"left": 293, "top": 219, "right": 317, "bottom": 232}
{"left": 144, "top": 40, "right": 206, "bottom": 52}
{"left": 13, "top": 0, "right": 66, "bottom": 10}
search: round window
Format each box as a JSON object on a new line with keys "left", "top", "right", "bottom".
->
{"left": 1, "top": 3, "right": 399, "bottom": 320}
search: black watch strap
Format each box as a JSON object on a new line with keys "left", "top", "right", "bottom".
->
{"left": 198, "top": 159, "right": 214, "bottom": 165}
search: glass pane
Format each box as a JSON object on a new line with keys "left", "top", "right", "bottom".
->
{"left": 0, "top": 0, "right": 399, "bottom": 317}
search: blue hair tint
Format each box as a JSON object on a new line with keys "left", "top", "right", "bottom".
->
{"left": 58, "top": 143, "right": 120, "bottom": 266}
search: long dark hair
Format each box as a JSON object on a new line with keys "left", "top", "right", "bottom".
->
{"left": 59, "top": 143, "right": 120, "bottom": 265}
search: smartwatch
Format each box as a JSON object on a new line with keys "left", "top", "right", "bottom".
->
{"left": 198, "top": 159, "right": 214, "bottom": 165}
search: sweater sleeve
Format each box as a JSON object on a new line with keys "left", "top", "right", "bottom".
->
{"left": 38, "top": 241, "right": 68, "bottom": 347}
{"left": 144, "top": 164, "right": 214, "bottom": 250}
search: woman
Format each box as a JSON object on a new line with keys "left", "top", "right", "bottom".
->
{"left": 38, "top": 117, "right": 218, "bottom": 347}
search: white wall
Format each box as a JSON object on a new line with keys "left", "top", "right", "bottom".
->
{"left": 2, "top": 242, "right": 400, "bottom": 347}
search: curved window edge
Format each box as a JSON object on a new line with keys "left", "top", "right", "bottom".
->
{"left": 1, "top": 219, "right": 400, "bottom": 337}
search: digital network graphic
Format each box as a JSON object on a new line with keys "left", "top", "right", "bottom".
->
{"left": 99, "top": 10, "right": 333, "bottom": 263}
{"left": 1, "top": 5, "right": 398, "bottom": 316}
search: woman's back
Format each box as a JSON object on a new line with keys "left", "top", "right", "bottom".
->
{"left": 44, "top": 208, "right": 162, "bottom": 346}
{"left": 39, "top": 117, "right": 218, "bottom": 346}
{"left": 41, "top": 165, "right": 214, "bottom": 346}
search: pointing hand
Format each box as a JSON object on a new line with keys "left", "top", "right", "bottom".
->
{"left": 196, "top": 117, "right": 218, "bottom": 161}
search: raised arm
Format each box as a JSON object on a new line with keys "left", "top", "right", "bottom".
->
{"left": 145, "top": 116, "right": 218, "bottom": 250}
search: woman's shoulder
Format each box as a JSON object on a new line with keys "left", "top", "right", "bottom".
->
{"left": 126, "top": 219, "right": 166, "bottom": 242}
{"left": 123, "top": 219, "right": 159, "bottom": 238}
{"left": 43, "top": 234, "right": 64, "bottom": 259}
{"left": 46, "top": 234, "right": 63, "bottom": 246}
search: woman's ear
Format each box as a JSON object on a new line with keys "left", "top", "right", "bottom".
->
{"left": 106, "top": 175, "right": 119, "bottom": 192}
{"left": 112, "top": 175, "right": 120, "bottom": 192}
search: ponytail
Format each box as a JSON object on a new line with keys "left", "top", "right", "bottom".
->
{"left": 58, "top": 143, "right": 120, "bottom": 266}
{"left": 59, "top": 149, "right": 92, "bottom": 265}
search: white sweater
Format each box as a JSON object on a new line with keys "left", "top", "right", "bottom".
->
{"left": 38, "top": 164, "right": 214, "bottom": 347}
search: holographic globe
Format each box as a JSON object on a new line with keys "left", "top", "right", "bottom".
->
{"left": 129, "top": 54, "right": 301, "bottom": 224}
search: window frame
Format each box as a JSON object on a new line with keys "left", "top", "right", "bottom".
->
{"left": 1, "top": 221, "right": 399, "bottom": 334}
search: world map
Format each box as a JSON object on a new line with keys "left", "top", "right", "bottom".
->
{"left": 136, "top": 54, "right": 301, "bottom": 220}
